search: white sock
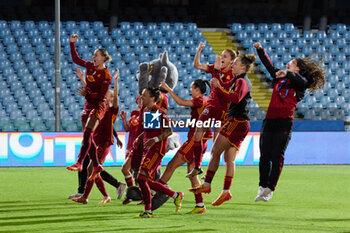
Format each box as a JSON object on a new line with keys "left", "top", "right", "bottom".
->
{"left": 145, "top": 210, "right": 152, "bottom": 213}
{"left": 172, "top": 192, "right": 178, "bottom": 199}
{"left": 222, "top": 190, "right": 229, "bottom": 194}
{"left": 203, "top": 182, "right": 210, "bottom": 187}
{"left": 196, "top": 203, "right": 204, "bottom": 207}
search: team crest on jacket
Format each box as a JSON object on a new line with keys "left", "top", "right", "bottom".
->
{"left": 202, "top": 108, "right": 209, "bottom": 115}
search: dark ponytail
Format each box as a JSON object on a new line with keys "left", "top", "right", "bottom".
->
{"left": 145, "top": 87, "right": 161, "bottom": 102}
{"left": 192, "top": 79, "right": 211, "bottom": 94}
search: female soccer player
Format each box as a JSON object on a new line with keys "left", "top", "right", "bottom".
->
{"left": 67, "top": 34, "right": 113, "bottom": 180}
{"left": 187, "top": 42, "right": 238, "bottom": 177}
{"left": 68, "top": 69, "right": 124, "bottom": 200}
{"left": 157, "top": 79, "right": 212, "bottom": 214}
{"left": 253, "top": 42, "right": 326, "bottom": 202}
{"left": 190, "top": 54, "right": 256, "bottom": 207}
{"left": 134, "top": 87, "right": 183, "bottom": 218}
{"left": 120, "top": 96, "right": 143, "bottom": 204}
{"left": 72, "top": 69, "right": 126, "bottom": 204}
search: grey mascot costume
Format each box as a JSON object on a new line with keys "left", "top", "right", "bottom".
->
{"left": 126, "top": 51, "right": 180, "bottom": 210}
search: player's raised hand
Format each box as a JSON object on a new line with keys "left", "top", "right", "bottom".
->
{"left": 120, "top": 110, "right": 127, "bottom": 119}
{"left": 77, "top": 88, "right": 86, "bottom": 96}
{"left": 197, "top": 42, "right": 205, "bottom": 52}
{"left": 159, "top": 81, "right": 170, "bottom": 91}
{"left": 276, "top": 70, "right": 287, "bottom": 78}
{"left": 214, "top": 56, "right": 222, "bottom": 70}
{"left": 211, "top": 78, "right": 220, "bottom": 88}
{"left": 70, "top": 34, "right": 78, "bottom": 43}
{"left": 75, "top": 68, "right": 85, "bottom": 79}
{"left": 114, "top": 68, "right": 120, "bottom": 80}
{"left": 253, "top": 42, "right": 262, "bottom": 49}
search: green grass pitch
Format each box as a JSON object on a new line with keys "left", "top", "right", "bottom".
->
{"left": 0, "top": 165, "right": 349, "bottom": 233}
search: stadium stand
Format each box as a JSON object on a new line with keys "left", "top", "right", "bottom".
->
{"left": 0, "top": 20, "right": 348, "bottom": 131}
{"left": 0, "top": 20, "right": 263, "bottom": 132}
{"left": 232, "top": 22, "right": 349, "bottom": 121}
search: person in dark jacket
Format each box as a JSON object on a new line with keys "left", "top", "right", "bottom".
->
{"left": 253, "top": 42, "right": 326, "bottom": 202}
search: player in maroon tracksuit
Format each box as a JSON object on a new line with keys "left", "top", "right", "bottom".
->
{"left": 190, "top": 54, "right": 256, "bottom": 207}
{"left": 67, "top": 34, "right": 112, "bottom": 180}
{"left": 253, "top": 42, "right": 326, "bottom": 201}
{"left": 157, "top": 79, "right": 213, "bottom": 214}
{"left": 187, "top": 42, "right": 239, "bottom": 178}
{"left": 134, "top": 88, "right": 183, "bottom": 218}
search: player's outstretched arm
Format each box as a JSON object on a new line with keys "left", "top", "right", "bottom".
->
{"left": 159, "top": 82, "right": 193, "bottom": 107}
{"left": 193, "top": 42, "right": 208, "bottom": 71}
{"left": 70, "top": 34, "right": 87, "bottom": 67}
{"left": 254, "top": 42, "right": 279, "bottom": 78}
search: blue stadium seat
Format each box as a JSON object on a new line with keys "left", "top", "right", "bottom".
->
{"left": 120, "top": 22, "right": 131, "bottom": 31}
{"left": 316, "top": 45, "right": 326, "bottom": 54}
{"left": 181, "top": 38, "right": 193, "bottom": 48}
{"left": 3, "top": 67, "right": 15, "bottom": 76}
{"left": 10, "top": 20, "right": 21, "bottom": 30}
{"left": 257, "top": 23, "right": 268, "bottom": 32}
{"left": 284, "top": 23, "right": 294, "bottom": 32}
{"left": 124, "top": 53, "right": 136, "bottom": 63}
{"left": 0, "top": 20, "right": 7, "bottom": 29}
{"left": 192, "top": 31, "right": 203, "bottom": 41}
{"left": 0, "top": 28, "right": 11, "bottom": 39}
{"left": 336, "top": 38, "right": 346, "bottom": 48}
{"left": 6, "top": 102, "right": 19, "bottom": 113}
{"left": 174, "top": 23, "right": 184, "bottom": 33}
{"left": 170, "top": 38, "right": 180, "bottom": 47}
{"left": 271, "top": 23, "right": 282, "bottom": 32}
{"left": 32, "top": 95, "right": 46, "bottom": 106}
{"left": 316, "top": 31, "right": 327, "bottom": 40}
{"left": 111, "top": 29, "right": 122, "bottom": 40}
{"left": 179, "top": 31, "right": 190, "bottom": 40}
{"left": 96, "top": 29, "right": 108, "bottom": 39}
{"left": 231, "top": 23, "right": 242, "bottom": 33}
{"left": 303, "top": 30, "right": 313, "bottom": 40}
{"left": 10, "top": 82, "right": 22, "bottom": 91}
{"left": 160, "top": 22, "right": 171, "bottom": 32}
{"left": 79, "top": 21, "right": 90, "bottom": 31}
{"left": 133, "top": 22, "right": 144, "bottom": 31}
{"left": 146, "top": 23, "right": 157, "bottom": 31}
{"left": 129, "top": 37, "right": 140, "bottom": 46}
{"left": 323, "top": 38, "right": 334, "bottom": 48}
{"left": 277, "top": 31, "right": 287, "bottom": 39}
{"left": 65, "top": 21, "right": 77, "bottom": 31}
{"left": 245, "top": 23, "right": 255, "bottom": 32}
{"left": 187, "top": 23, "right": 197, "bottom": 32}
{"left": 0, "top": 59, "right": 10, "bottom": 70}
{"left": 13, "top": 28, "right": 25, "bottom": 39}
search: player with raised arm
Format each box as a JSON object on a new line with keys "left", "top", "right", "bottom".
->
{"left": 157, "top": 79, "right": 213, "bottom": 213}
{"left": 72, "top": 69, "right": 126, "bottom": 204}
{"left": 66, "top": 34, "right": 113, "bottom": 180}
{"left": 253, "top": 42, "right": 326, "bottom": 201}
{"left": 187, "top": 42, "right": 239, "bottom": 178}
{"left": 189, "top": 54, "right": 256, "bottom": 206}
